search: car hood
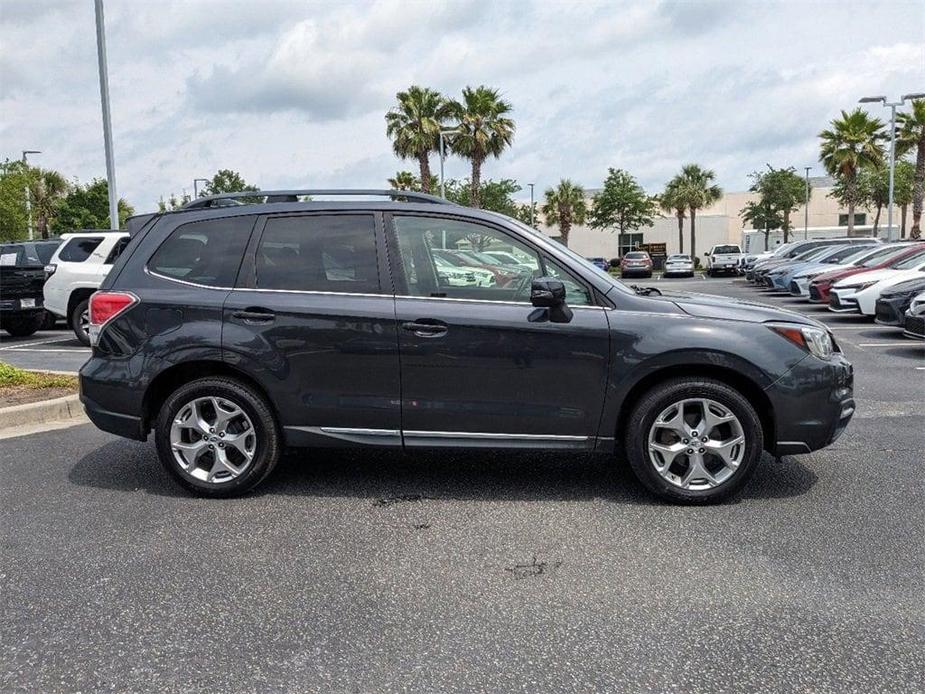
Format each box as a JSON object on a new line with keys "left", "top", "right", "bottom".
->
{"left": 833, "top": 267, "right": 901, "bottom": 287}
{"left": 657, "top": 290, "right": 822, "bottom": 327}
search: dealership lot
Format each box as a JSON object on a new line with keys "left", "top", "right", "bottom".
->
{"left": 1, "top": 278, "right": 923, "bottom": 691}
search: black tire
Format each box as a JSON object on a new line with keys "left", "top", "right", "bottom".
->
{"left": 42, "top": 311, "right": 57, "bottom": 330}
{"left": 2, "top": 312, "right": 44, "bottom": 337}
{"left": 70, "top": 299, "right": 90, "bottom": 346}
{"left": 154, "top": 377, "right": 281, "bottom": 497}
{"left": 624, "top": 377, "right": 764, "bottom": 504}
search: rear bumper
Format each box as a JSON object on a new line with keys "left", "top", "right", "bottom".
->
{"left": 80, "top": 390, "right": 147, "bottom": 441}
{"left": 79, "top": 356, "right": 147, "bottom": 441}
{"left": 766, "top": 352, "right": 855, "bottom": 456}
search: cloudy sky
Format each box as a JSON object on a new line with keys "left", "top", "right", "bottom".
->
{"left": 1, "top": 0, "right": 923, "bottom": 209}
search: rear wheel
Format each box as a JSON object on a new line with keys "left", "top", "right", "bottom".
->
{"left": 624, "top": 378, "right": 764, "bottom": 503}
{"left": 2, "top": 312, "right": 44, "bottom": 337}
{"left": 154, "top": 377, "right": 281, "bottom": 497}
{"left": 70, "top": 299, "right": 90, "bottom": 346}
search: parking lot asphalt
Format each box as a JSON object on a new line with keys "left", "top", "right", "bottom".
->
{"left": 2, "top": 278, "right": 923, "bottom": 692}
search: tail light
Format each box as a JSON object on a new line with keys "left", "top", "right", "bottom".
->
{"left": 88, "top": 291, "right": 138, "bottom": 346}
{"left": 44, "top": 264, "right": 56, "bottom": 277}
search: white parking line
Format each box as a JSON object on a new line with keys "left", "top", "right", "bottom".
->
{"left": 855, "top": 342, "right": 923, "bottom": 348}
{"left": 0, "top": 336, "right": 74, "bottom": 351}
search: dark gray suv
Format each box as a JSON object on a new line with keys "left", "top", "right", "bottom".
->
{"left": 79, "top": 190, "right": 854, "bottom": 503}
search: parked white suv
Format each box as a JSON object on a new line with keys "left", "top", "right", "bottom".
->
{"left": 44, "top": 231, "right": 129, "bottom": 345}
{"left": 705, "top": 244, "right": 743, "bottom": 276}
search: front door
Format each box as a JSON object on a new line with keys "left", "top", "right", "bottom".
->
{"left": 224, "top": 212, "right": 402, "bottom": 447}
{"left": 387, "top": 213, "right": 611, "bottom": 449}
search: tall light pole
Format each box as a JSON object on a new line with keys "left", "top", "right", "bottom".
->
{"left": 94, "top": 0, "right": 119, "bottom": 230}
{"left": 193, "top": 178, "right": 209, "bottom": 198}
{"left": 859, "top": 93, "right": 925, "bottom": 241}
{"left": 438, "top": 128, "right": 460, "bottom": 199}
{"left": 803, "top": 166, "right": 811, "bottom": 240}
{"left": 528, "top": 183, "right": 535, "bottom": 227}
{"left": 22, "top": 150, "right": 41, "bottom": 240}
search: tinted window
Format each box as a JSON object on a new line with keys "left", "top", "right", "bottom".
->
{"left": 893, "top": 251, "right": 925, "bottom": 270}
{"left": 255, "top": 214, "right": 379, "bottom": 293}
{"left": 393, "top": 215, "right": 540, "bottom": 301}
{"left": 712, "top": 245, "right": 741, "bottom": 254}
{"left": 149, "top": 216, "right": 254, "bottom": 287}
{"left": 58, "top": 237, "right": 103, "bottom": 262}
{"left": 35, "top": 242, "right": 61, "bottom": 265}
{"left": 625, "top": 252, "right": 648, "bottom": 259}
{"left": 105, "top": 237, "right": 130, "bottom": 264}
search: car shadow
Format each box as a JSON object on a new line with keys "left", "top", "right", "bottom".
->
{"left": 68, "top": 441, "right": 817, "bottom": 504}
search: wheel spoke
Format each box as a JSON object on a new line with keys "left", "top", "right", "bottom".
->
{"left": 172, "top": 439, "right": 208, "bottom": 467}
{"left": 223, "top": 432, "right": 255, "bottom": 461}
{"left": 211, "top": 397, "right": 243, "bottom": 433}
{"left": 649, "top": 440, "right": 686, "bottom": 472}
{"left": 699, "top": 401, "right": 736, "bottom": 436}
{"left": 656, "top": 406, "right": 689, "bottom": 438}
{"left": 681, "top": 452, "right": 717, "bottom": 488}
{"left": 207, "top": 448, "right": 244, "bottom": 482}
{"left": 704, "top": 435, "right": 745, "bottom": 469}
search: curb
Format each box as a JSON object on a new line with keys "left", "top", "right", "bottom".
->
{"left": 0, "top": 393, "right": 85, "bottom": 430}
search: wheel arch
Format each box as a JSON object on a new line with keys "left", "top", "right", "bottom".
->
{"left": 614, "top": 363, "right": 776, "bottom": 453}
{"left": 66, "top": 287, "right": 96, "bottom": 325}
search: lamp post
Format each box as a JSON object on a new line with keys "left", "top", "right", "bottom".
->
{"left": 803, "top": 166, "right": 811, "bottom": 240}
{"left": 94, "top": 0, "right": 119, "bottom": 230}
{"left": 21, "top": 150, "right": 41, "bottom": 240}
{"left": 859, "top": 93, "right": 925, "bottom": 241}
{"left": 528, "top": 183, "right": 535, "bottom": 227}
{"left": 193, "top": 178, "right": 209, "bottom": 198}
{"left": 438, "top": 129, "right": 460, "bottom": 199}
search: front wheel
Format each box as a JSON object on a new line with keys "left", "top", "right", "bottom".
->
{"left": 624, "top": 378, "right": 764, "bottom": 503}
{"left": 154, "top": 377, "right": 281, "bottom": 497}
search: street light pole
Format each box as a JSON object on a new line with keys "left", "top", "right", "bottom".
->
{"left": 21, "top": 150, "right": 40, "bottom": 240}
{"left": 94, "top": 0, "right": 119, "bottom": 230}
{"left": 438, "top": 129, "right": 459, "bottom": 199}
{"left": 528, "top": 183, "right": 535, "bottom": 227}
{"left": 803, "top": 166, "right": 811, "bottom": 240}
{"left": 859, "top": 93, "right": 925, "bottom": 242}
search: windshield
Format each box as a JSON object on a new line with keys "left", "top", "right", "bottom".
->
{"left": 858, "top": 245, "right": 914, "bottom": 267}
{"left": 823, "top": 244, "right": 876, "bottom": 263}
{"left": 625, "top": 252, "right": 648, "bottom": 259}
{"left": 712, "top": 245, "right": 740, "bottom": 254}
{"left": 892, "top": 249, "right": 925, "bottom": 270}
{"left": 668, "top": 254, "right": 690, "bottom": 261}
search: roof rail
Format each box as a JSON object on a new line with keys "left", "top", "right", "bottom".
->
{"left": 180, "top": 189, "right": 453, "bottom": 210}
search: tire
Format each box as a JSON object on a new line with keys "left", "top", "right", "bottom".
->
{"left": 42, "top": 311, "right": 57, "bottom": 330}
{"left": 2, "top": 312, "right": 44, "bottom": 337}
{"left": 70, "top": 299, "right": 90, "bottom": 346}
{"left": 624, "top": 377, "right": 764, "bottom": 504}
{"left": 154, "top": 377, "right": 281, "bottom": 497}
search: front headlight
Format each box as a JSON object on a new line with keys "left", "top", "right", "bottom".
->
{"left": 769, "top": 324, "right": 834, "bottom": 360}
{"left": 837, "top": 281, "right": 877, "bottom": 292}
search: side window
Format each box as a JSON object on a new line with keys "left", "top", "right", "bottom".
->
{"left": 543, "top": 256, "right": 593, "bottom": 306}
{"left": 255, "top": 214, "right": 379, "bottom": 293}
{"left": 392, "top": 215, "right": 540, "bottom": 301}
{"left": 105, "top": 237, "right": 130, "bottom": 264}
{"left": 58, "top": 237, "right": 103, "bottom": 262}
{"left": 149, "top": 216, "right": 255, "bottom": 287}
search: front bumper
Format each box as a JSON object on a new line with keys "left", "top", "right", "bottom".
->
{"left": 808, "top": 283, "right": 830, "bottom": 303}
{"left": 766, "top": 351, "right": 855, "bottom": 455}
{"left": 788, "top": 278, "right": 811, "bottom": 297}
{"left": 874, "top": 296, "right": 909, "bottom": 326}
{"left": 828, "top": 291, "right": 859, "bottom": 313}
{"left": 903, "top": 313, "right": 924, "bottom": 339}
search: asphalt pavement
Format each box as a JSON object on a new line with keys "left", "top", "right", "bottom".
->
{"left": 1, "top": 278, "right": 923, "bottom": 693}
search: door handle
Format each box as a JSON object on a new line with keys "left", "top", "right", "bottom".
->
{"left": 232, "top": 308, "right": 276, "bottom": 324}
{"left": 401, "top": 320, "right": 448, "bottom": 337}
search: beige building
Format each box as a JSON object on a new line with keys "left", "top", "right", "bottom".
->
{"left": 538, "top": 176, "right": 897, "bottom": 261}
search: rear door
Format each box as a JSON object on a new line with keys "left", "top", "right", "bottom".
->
{"left": 224, "top": 211, "right": 402, "bottom": 447}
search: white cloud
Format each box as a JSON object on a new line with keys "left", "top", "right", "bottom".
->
{"left": 1, "top": 0, "right": 922, "bottom": 211}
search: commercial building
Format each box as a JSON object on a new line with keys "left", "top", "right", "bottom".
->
{"left": 539, "top": 176, "right": 902, "bottom": 261}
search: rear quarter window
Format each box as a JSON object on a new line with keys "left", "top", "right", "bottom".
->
{"left": 58, "top": 237, "right": 103, "bottom": 262}
{"left": 148, "top": 216, "right": 256, "bottom": 287}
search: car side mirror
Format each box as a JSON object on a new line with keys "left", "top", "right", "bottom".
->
{"left": 530, "top": 277, "right": 573, "bottom": 323}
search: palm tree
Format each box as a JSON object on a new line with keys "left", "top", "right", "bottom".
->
{"left": 659, "top": 177, "right": 686, "bottom": 253}
{"left": 387, "top": 171, "right": 421, "bottom": 191}
{"left": 896, "top": 98, "right": 925, "bottom": 238}
{"left": 541, "top": 179, "right": 587, "bottom": 247}
{"left": 29, "top": 169, "right": 69, "bottom": 238}
{"left": 447, "top": 86, "right": 515, "bottom": 208}
{"left": 819, "top": 108, "right": 886, "bottom": 235}
{"left": 385, "top": 86, "right": 451, "bottom": 194}
{"left": 675, "top": 164, "right": 722, "bottom": 260}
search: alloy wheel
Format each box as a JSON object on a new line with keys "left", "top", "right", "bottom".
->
{"left": 647, "top": 398, "right": 745, "bottom": 490}
{"left": 79, "top": 309, "right": 90, "bottom": 341}
{"left": 169, "top": 396, "right": 257, "bottom": 484}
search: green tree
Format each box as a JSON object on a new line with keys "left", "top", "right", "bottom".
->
{"left": 447, "top": 86, "right": 515, "bottom": 209}
{"left": 385, "top": 86, "right": 451, "bottom": 194}
{"left": 742, "top": 167, "right": 809, "bottom": 243}
{"left": 202, "top": 169, "right": 259, "bottom": 196}
{"left": 589, "top": 168, "right": 657, "bottom": 254}
{"left": 55, "top": 179, "right": 134, "bottom": 230}
{"left": 819, "top": 108, "right": 886, "bottom": 235}
{"left": 857, "top": 166, "right": 890, "bottom": 233}
{"left": 443, "top": 178, "right": 522, "bottom": 249}
{"left": 387, "top": 171, "right": 423, "bottom": 191}
{"left": 896, "top": 98, "right": 925, "bottom": 238}
{"left": 674, "top": 164, "right": 722, "bottom": 260}
{"left": 0, "top": 159, "right": 33, "bottom": 241}
{"left": 158, "top": 192, "right": 191, "bottom": 212}
{"left": 894, "top": 159, "right": 915, "bottom": 237}
{"left": 659, "top": 177, "right": 687, "bottom": 253}
{"left": 515, "top": 201, "right": 539, "bottom": 229}
{"left": 541, "top": 179, "right": 587, "bottom": 247}
{"left": 29, "top": 168, "right": 69, "bottom": 238}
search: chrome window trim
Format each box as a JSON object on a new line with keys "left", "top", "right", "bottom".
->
{"left": 145, "top": 267, "right": 233, "bottom": 291}
{"left": 320, "top": 427, "right": 400, "bottom": 437}
{"left": 403, "top": 430, "right": 588, "bottom": 441}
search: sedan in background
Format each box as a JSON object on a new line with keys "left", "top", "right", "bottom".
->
{"left": 663, "top": 253, "right": 694, "bottom": 277}
{"left": 903, "top": 293, "right": 925, "bottom": 340}
{"left": 829, "top": 253, "right": 925, "bottom": 316}
{"left": 808, "top": 243, "right": 925, "bottom": 304}
{"left": 786, "top": 244, "right": 880, "bottom": 297}
{"left": 620, "top": 251, "right": 653, "bottom": 278}
{"left": 586, "top": 257, "right": 610, "bottom": 272}
{"left": 874, "top": 277, "right": 925, "bottom": 327}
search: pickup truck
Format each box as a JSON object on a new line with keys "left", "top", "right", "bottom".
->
{"left": 705, "top": 244, "right": 743, "bottom": 276}
{"left": 0, "top": 240, "right": 61, "bottom": 337}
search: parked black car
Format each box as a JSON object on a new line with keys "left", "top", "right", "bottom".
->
{"left": 874, "top": 277, "right": 925, "bottom": 326}
{"left": 80, "top": 190, "right": 855, "bottom": 503}
{"left": 0, "top": 240, "right": 61, "bottom": 336}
